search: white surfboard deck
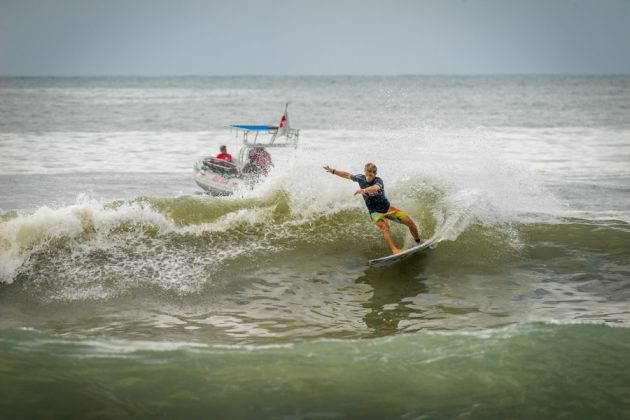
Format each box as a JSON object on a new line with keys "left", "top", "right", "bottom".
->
{"left": 369, "top": 237, "right": 438, "bottom": 268}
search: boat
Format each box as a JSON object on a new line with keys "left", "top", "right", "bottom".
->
{"left": 193, "top": 104, "right": 299, "bottom": 196}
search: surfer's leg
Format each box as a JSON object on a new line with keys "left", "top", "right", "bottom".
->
{"left": 375, "top": 221, "right": 403, "bottom": 254}
{"left": 385, "top": 207, "right": 422, "bottom": 244}
{"left": 401, "top": 215, "right": 422, "bottom": 243}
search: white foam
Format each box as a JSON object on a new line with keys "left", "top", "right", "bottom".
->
{"left": 1, "top": 191, "right": 325, "bottom": 304}
{"left": 0, "top": 126, "right": 591, "bottom": 291}
{"left": 0, "top": 193, "right": 278, "bottom": 286}
{"left": 215, "top": 128, "right": 564, "bottom": 243}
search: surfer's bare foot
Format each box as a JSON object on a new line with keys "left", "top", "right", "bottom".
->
{"left": 392, "top": 248, "right": 406, "bottom": 255}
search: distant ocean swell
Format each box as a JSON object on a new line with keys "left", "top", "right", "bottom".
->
{"left": 1, "top": 323, "right": 629, "bottom": 419}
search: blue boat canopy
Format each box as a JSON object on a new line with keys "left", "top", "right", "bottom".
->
{"left": 231, "top": 125, "right": 278, "bottom": 131}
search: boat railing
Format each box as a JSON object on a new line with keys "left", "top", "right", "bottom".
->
{"left": 239, "top": 128, "right": 299, "bottom": 148}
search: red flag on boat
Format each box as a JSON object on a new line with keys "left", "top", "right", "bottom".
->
{"left": 277, "top": 103, "right": 289, "bottom": 136}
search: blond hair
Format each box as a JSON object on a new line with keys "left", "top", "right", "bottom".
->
{"left": 364, "top": 162, "right": 377, "bottom": 174}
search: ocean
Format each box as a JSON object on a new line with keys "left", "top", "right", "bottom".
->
{"left": 1, "top": 76, "right": 629, "bottom": 418}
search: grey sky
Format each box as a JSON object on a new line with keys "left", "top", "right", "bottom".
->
{"left": 1, "top": 0, "right": 629, "bottom": 76}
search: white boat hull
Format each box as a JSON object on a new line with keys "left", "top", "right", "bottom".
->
{"left": 193, "top": 158, "right": 242, "bottom": 196}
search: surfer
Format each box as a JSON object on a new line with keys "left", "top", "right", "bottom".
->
{"left": 323, "top": 162, "right": 422, "bottom": 254}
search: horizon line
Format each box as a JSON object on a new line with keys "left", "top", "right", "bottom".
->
{"left": 1, "top": 72, "right": 629, "bottom": 78}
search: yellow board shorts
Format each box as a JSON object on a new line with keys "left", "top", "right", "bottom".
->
{"left": 370, "top": 206, "right": 408, "bottom": 225}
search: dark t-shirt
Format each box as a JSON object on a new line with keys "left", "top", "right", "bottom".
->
{"left": 351, "top": 174, "right": 390, "bottom": 213}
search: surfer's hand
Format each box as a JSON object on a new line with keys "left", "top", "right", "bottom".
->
{"left": 354, "top": 188, "right": 366, "bottom": 196}
{"left": 323, "top": 165, "right": 332, "bottom": 173}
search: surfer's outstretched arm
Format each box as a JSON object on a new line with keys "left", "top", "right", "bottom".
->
{"left": 323, "top": 165, "right": 352, "bottom": 179}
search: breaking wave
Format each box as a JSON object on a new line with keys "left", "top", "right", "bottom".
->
{"left": 1, "top": 179, "right": 628, "bottom": 302}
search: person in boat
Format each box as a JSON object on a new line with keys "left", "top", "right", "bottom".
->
{"left": 323, "top": 162, "right": 423, "bottom": 255}
{"left": 243, "top": 147, "right": 273, "bottom": 175}
{"left": 216, "top": 145, "right": 232, "bottom": 161}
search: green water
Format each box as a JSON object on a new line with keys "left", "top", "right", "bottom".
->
{"left": 1, "top": 324, "right": 629, "bottom": 419}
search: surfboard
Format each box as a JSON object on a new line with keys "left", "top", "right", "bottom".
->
{"left": 368, "top": 238, "right": 438, "bottom": 268}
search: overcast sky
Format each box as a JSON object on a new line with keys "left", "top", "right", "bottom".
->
{"left": 1, "top": 0, "right": 629, "bottom": 76}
